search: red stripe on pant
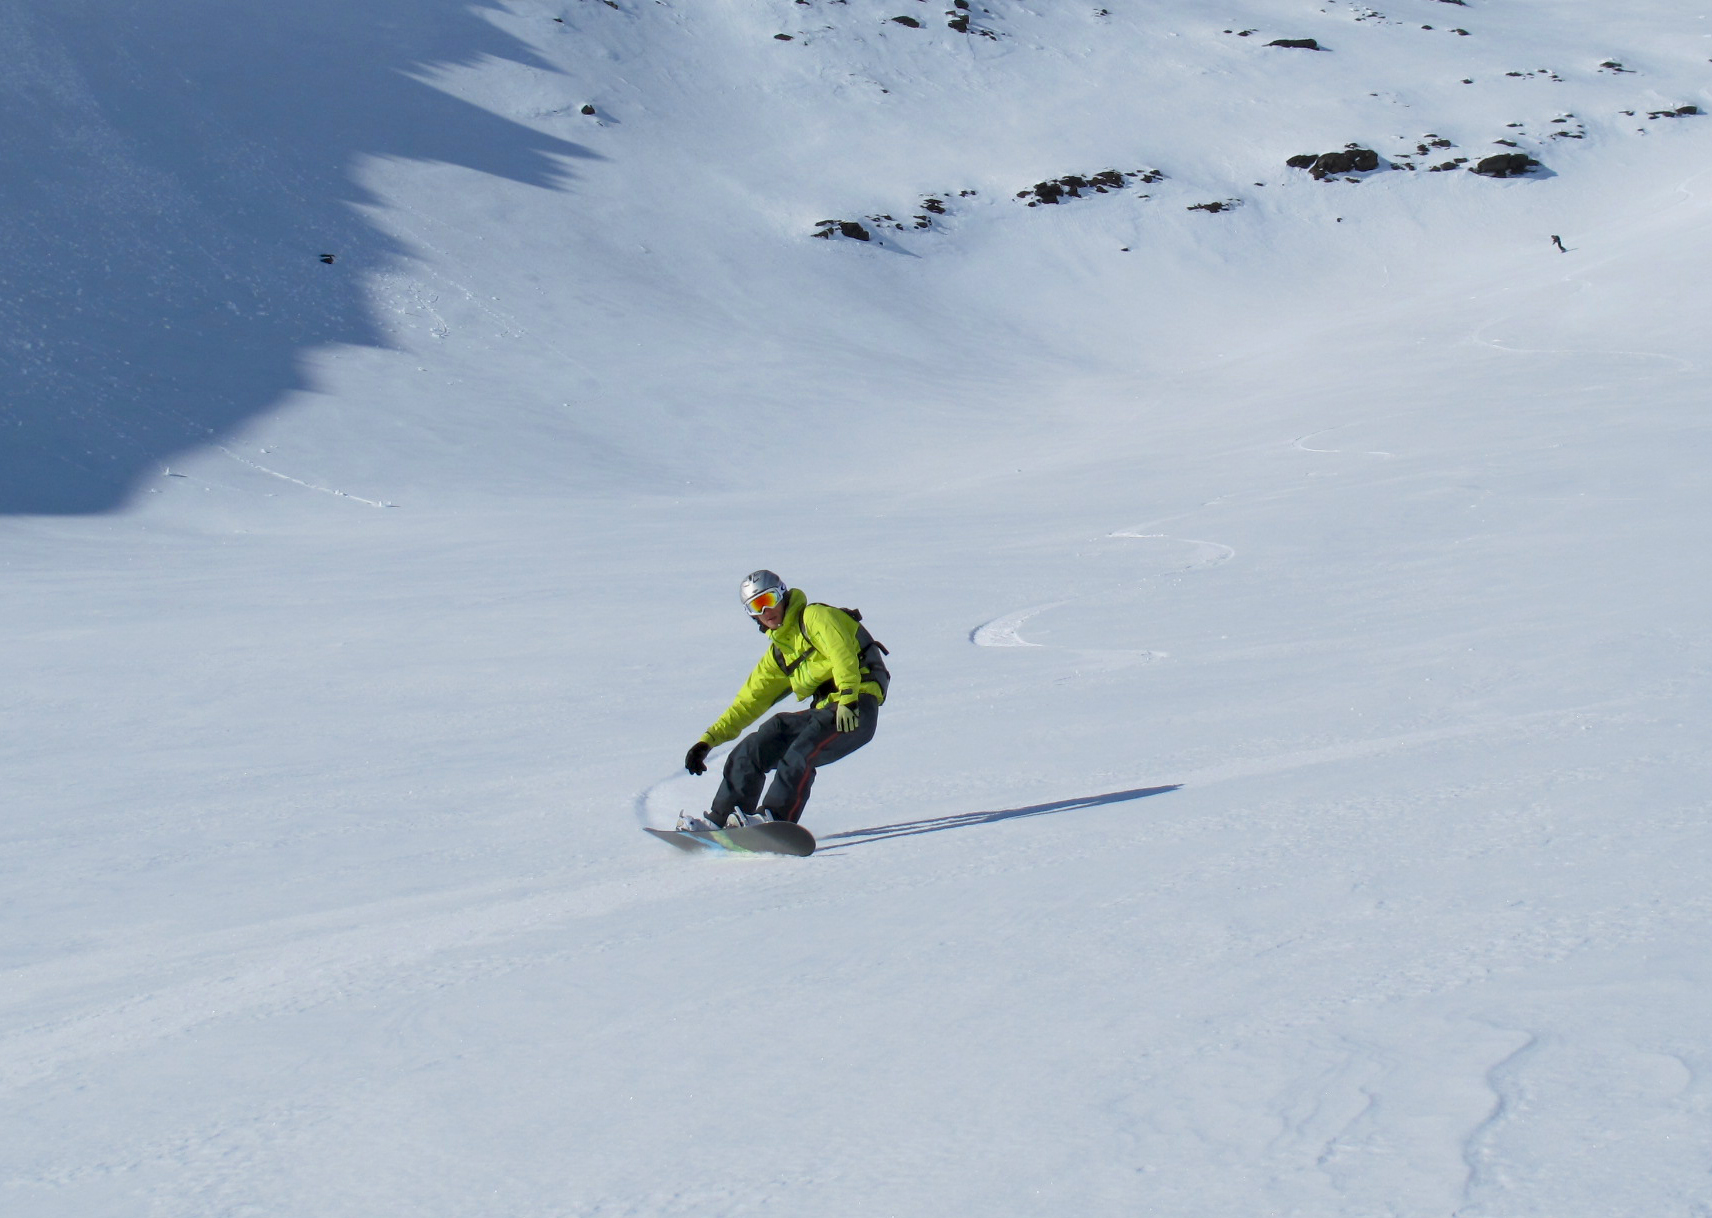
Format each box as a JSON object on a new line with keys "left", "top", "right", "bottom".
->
{"left": 779, "top": 729, "right": 840, "bottom": 823}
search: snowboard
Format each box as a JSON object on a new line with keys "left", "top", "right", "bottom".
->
{"left": 644, "top": 820, "right": 816, "bottom": 857}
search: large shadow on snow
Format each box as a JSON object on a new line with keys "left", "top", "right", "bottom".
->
{"left": 0, "top": 0, "right": 594, "bottom": 515}
{"left": 819, "top": 785, "right": 1182, "bottom": 851}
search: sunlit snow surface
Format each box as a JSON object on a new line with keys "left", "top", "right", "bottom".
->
{"left": 3, "top": 1, "right": 1711, "bottom": 1215}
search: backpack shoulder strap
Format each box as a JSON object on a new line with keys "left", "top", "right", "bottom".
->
{"left": 771, "top": 641, "right": 813, "bottom": 676}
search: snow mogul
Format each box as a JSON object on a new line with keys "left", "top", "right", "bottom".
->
{"left": 680, "top": 570, "right": 889, "bottom": 829}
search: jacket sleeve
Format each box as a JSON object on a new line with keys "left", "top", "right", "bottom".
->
{"left": 801, "top": 604, "right": 865, "bottom": 707}
{"left": 700, "top": 651, "right": 791, "bottom": 746}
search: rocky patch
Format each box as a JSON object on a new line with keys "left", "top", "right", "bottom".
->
{"left": 1268, "top": 38, "right": 1322, "bottom": 50}
{"left": 813, "top": 191, "right": 980, "bottom": 241}
{"left": 1187, "top": 199, "right": 1242, "bottom": 213}
{"left": 1470, "top": 152, "right": 1540, "bottom": 177}
{"left": 1386, "top": 133, "right": 1456, "bottom": 170}
{"left": 1286, "top": 146, "right": 1383, "bottom": 179}
{"left": 945, "top": 0, "right": 998, "bottom": 38}
{"left": 1015, "top": 168, "right": 1164, "bottom": 206}
{"left": 812, "top": 220, "right": 873, "bottom": 242}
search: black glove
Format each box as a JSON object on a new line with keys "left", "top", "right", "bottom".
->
{"left": 684, "top": 741, "right": 711, "bottom": 775}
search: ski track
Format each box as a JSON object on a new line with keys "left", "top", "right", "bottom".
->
{"left": 1291, "top": 427, "right": 1396, "bottom": 458}
{"left": 968, "top": 602, "right": 1062, "bottom": 648}
{"left": 1169, "top": 695, "right": 1641, "bottom": 793}
{"left": 635, "top": 764, "right": 754, "bottom": 829}
{"left": 1470, "top": 316, "right": 1698, "bottom": 374}
{"left": 214, "top": 446, "right": 396, "bottom": 508}
{"left": 0, "top": 862, "right": 742, "bottom": 1094}
{"left": 971, "top": 533, "right": 1232, "bottom": 651}
{"left": 1472, "top": 333, "right": 1695, "bottom": 373}
{"left": 1454, "top": 1026, "right": 1544, "bottom": 1217}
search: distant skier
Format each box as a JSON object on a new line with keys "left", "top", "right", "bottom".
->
{"left": 681, "top": 570, "right": 889, "bottom": 829}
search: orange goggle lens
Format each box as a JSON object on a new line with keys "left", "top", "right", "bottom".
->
{"left": 746, "top": 589, "right": 784, "bottom": 615}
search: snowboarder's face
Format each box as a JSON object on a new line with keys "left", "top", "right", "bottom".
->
{"left": 745, "top": 586, "right": 787, "bottom": 630}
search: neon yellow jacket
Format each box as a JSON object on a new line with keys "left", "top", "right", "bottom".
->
{"left": 699, "top": 589, "right": 886, "bottom": 746}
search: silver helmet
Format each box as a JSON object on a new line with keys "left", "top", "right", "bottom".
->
{"left": 740, "top": 569, "right": 789, "bottom": 615}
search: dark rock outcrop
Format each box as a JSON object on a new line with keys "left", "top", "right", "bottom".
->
{"left": 812, "top": 220, "right": 873, "bottom": 241}
{"left": 1268, "top": 38, "right": 1321, "bottom": 50}
{"left": 1469, "top": 153, "right": 1539, "bottom": 177}
{"left": 1287, "top": 147, "right": 1382, "bottom": 179}
{"left": 1015, "top": 168, "right": 1164, "bottom": 206}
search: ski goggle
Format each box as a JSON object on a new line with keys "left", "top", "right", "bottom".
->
{"left": 745, "top": 588, "right": 785, "bottom": 616}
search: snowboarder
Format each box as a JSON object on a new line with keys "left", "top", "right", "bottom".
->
{"left": 681, "top": 570, "right": 888, "bottom": 829}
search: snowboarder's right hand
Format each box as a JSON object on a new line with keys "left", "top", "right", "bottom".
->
{"left": 684, "top": 741, "right": 711, "bottom": 775}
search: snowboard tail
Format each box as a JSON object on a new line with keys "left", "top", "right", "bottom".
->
{"left": 645, "top": 820, "right": 816, "bottom": 857}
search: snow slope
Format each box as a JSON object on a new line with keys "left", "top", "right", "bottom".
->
{"left": 4, "top": 1, "right": 1711, "bottom": 1214}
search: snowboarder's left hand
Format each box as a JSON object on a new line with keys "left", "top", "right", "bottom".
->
{"left": 684, "top": 741, "right": 710, "bottom": 774}
{"left": 835, "top": 703, "right": 860, "bottom": 733}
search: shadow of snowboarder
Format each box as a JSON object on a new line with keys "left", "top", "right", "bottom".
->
{"left": 818, "top": 785, "right": 1181, "bottom": 851}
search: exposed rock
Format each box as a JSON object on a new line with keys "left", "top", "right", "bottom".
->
{"left": 1015, "top": 168, "right": 1163, "bottom": 206}
{"left": 1287, "top": 147, "right": 1382, "bottom": 179}
{"left": 890, "top": 15, "right": 921, "bottom": 28}
{"left": 812, "top": 220, "right": 873, "bottom": 241}
{"left": 1188, "top": 199, "right": 1241, "bottom": 213}
{"left": 946, "top": 5, "right": 997, "bottom": 38}
{"left": 1470, "top": 153, "right": 1539, "bottom": 177}
{"left": 1268, "top": 38, "right": 1321, "bottom": 49}
{"left": 1647, "top": 105, "right": 1700, "bottom": 119}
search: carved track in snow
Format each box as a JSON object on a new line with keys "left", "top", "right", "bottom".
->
{"left": 969, "top": 602, "right": 1064, "bottom": 649}
{"left": 970, "top": 533, "right": 1233, "bottom": 653}
{"left": 1292, "top": 427, "right": 1395, "bottom": 458}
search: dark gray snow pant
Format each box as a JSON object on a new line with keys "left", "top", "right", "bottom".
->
{"left": 710, "top": 694, "right": 880, "bottom": 825}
